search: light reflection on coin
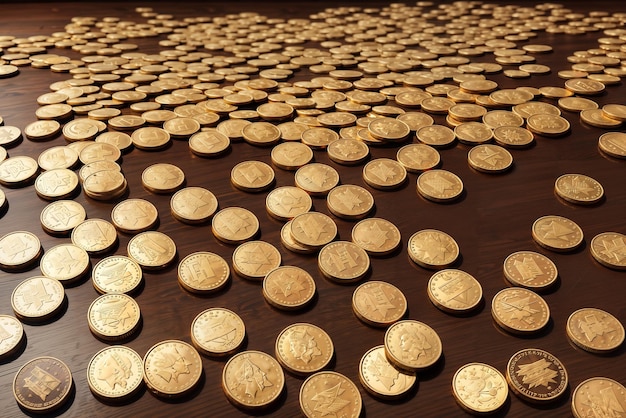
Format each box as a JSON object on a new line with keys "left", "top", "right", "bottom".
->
{"left": 452, "top": 363, "right": 508, "bottom": 414}
{"left": 566, "top": 307, "right": 624, "bottom": 353}
{"left": 352, "top": 281, "right": 407, "bottom": 327}
{"left": 571, "top": 377, "right": 626, "bottom": 418}
{"left": 191, "top": 308, "right": 245, "bottom": 356}
{"left": 299, "top": 371, "right": 362, "bottom": 418}
{"left": 275, "top": 323, "right": 334, "bottom": 375}
{"left": 143, "top": 340, "right": 202, "bottom": 399}
{"left": 427, "top": 269, "right": 482, "bottom": 314}
{"left": 531, "top": 215, "right": 584, "bottom": 252}
{"left": 359, "top": 345, "right": 416, "bottom": 400}
{"left": 384, "top": 320, "right": 442, "bottom": 371}
{"left": 87, "top": 345, "right": 144, "bottom": 402}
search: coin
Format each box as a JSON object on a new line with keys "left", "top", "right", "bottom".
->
{"left": 0, "top": 155, "right": 39, "bottom": 187}
{"left": 34, "top": 168, "right": 79, "bottom": 200}
{"left": 590, "top": 232, "right": 626, "bottom": 270}
{"left": 131, "top": 126, "right": 171, "bottom": 150}
{"left": 467, "top": 144, "right": 513, "bottom": 173}
{"left": 88, "top": 293, "right": 141, "bottom": 341}
{"left": 602, "top": 104, "right": 626, "bottom": 122}
{"left": 92, "top": 255, "right": 143, "bottom": 295}
{"left": 558, "top": 96, "right": 599, "bottom": 112}
{"left": 493, "top": 126, "right": 535, "bottom": 148}
{"left": 188, "top": 130, "right": 230, "bottom": 157}
{"left": 527, "top": 114, "right": 570, "bottom": 137}
{"left": 299, "top": 371, "right": 362, "bottom": 418}
{"left": 270, "top": 141, "right": 313, "bottom": 170}
{"left": 263, "top": 266, "right": 316, "bottom": 310}
{"left": 142, "top": 163, "right": 185, "bottom": 194}
{"left": 290, "top": 212, "right": 337, "bottom": 250}
{"left": 177, "top": 251, "right": 230, "bottom": 294}
{"left": 280, "top": 220, "right": 317, "bottom": 254}
{"left": 352, "top": 281, "right": 407, "bottom": 327}
{"left": 230, "top": 160, "right": 275, "bottom": 192}
{"left": 265, "top": 185, "right": 312, "bottom": 221}
{"left": 0, "top": 230, "right": 42, "bottom": 271}
{"left": 452, "top": 362, "right": 508, "bottom": 414}
{"left": 242, "top": 121, "right": 281, "bottom": 146}
{"left": 506, "top": 348, "right": 567, "bottom": 403}
{"left": 581, "top": 109, "right": 622, "bottom": 128}
{"left": 326, "top": 184, "right": 374, "bottom": 220}
{"left": 71, "top": 218, "right": 118, "bottom": 254}
{"left": 416, "top": 169, "right": 463, "bottom": 202}
{"left": 222, "top": 350, "right": 284, "bottom": 409}
{"left": 40, "top": 200, "right": 86, "bottom": 236}
{"left": 427, "top": 269, "right": 482, "bottom": 314}
{"left": 367, "top": 117, "right": 410, "bottom": 141}
{"left": 170, "top": 186, "right": 218, "bottom": 224}
{"left": 191, "top": 308, "right": 245, "bottom": 356}
{"left": 362, "top": 158, "right": 407, "bottom": 190}
{"left": 301, "top": 127, "right": 339, "bottom": 149}
{"left": 384, "top": 320, "right": 442, "bottom": 371}
{"left": 492, "top": 287, "right": 550, "bottom": 334}
{"left": 111, "top": 198, "right": 159, "bottom": 233}
{"left": 232, "top": 240, "right": 281, "bottom": 280}
{"left": 11, "top": 276, "right": 65, "bottom": 322}
{"left": 0, "top": 315, "right": 24, "bottom": 359}
{"left": 87, "top": 345, "right": 144, "bottom": 403}
{"left": 571, "top": 377, "right": 626, "bottom": 418}
{"left": 503, "top": 251, "right": 558, "bottom": 290}
{"left": 554, "top": 173, "right": 604, "bottom": 205}
{"left": 295, "top": 163, "right": 340, "bottom": 196}
{"left": 143, "top": 340, "right": 202, "bottom": 398}
{"left": 37, "top": 146, "right": 79, "bottom": 171}
{"left": 566, "top": 307, "right": 624, "bottom": 353}
{"left": 13, "top": 356, "right": 73, "bottom": 414}
{"left": 275, "top": 323, "right": 334, "bottom": 375}
{"left": 327, "top": 138, "right": 369, "bottom": 165}
{"left": 318, "top": 241, "right": 370, "bottom": 283}
{"left": 40, "top": 243, "right": 90, "bottom": 285}
{"left": 408, "top": 229, "right": 459, "bottom": 269}
{"left": 358, "top": 345, "right": 416, "bottom": 400}
{"left": 396, "top": 143, "right": 440, "bottom": 172}
{"left": 598, "top": 132, "right": 626, "bottom": 158}
{"left": 211, "top": 207, "right": 259, "bottom": 244}
{"left": 416, "top": 124, "right": 456, "bottom": 147}
{"left": 127, "top": 231, "right": 176, "bottom": 270}
{"left": 78, "top": 160, "right": 121, "bottom": 183}
{"left": 83, "top": 170, "right": 127, "bottom": 201}
{"left": 351, "top": 217, "right": 401, "bottom": 256}
{"left": 531, "top": 215, "right": 584, "bottom": 252}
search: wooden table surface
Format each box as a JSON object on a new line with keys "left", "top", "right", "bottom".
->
{"left": 0, "top": 1, "right": 625, "bottom": 417}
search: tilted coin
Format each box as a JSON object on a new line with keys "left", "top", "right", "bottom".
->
{"left": 96, "top": 131, "right": 133, "bottom": 153}
{"left": 71, "top": 218, "right": 118, "bottom": 254}
{"left": 263, "top": 266, "right": 316, "bottom": 310}
{"left": 290, "top": 212, "right": 337, "bottom": 250}
{"left": 318, "top": 241, "right": 370, "bottom": 283}
{"left": 163, "top": 117, "right": 200, "bottom": 138}
{"left": 427, "top": 269, "right": 483, "bottom": 314}
{"left": 564, "top": 78, "right": 605, "bottom": 95}
{"left": 0, "top": 230, "right": 42, "bottom": 271}
{"left": 581, "top": 109, "right": 622, "bottom": 128}
{"left": 452, "top": 363, "right": 508, "bottom": 414}
{"left": 467, "top": 144, "right": 513, "bottom": 173}
{"left": 230, "top": 160, "right": 275, "bottom": 192}
{"left": 295, "top": 163, "right": 340, "bottom": 196}
{"left": 88, "top": 293, "right": 141, "bottom": 341}
{"left": 531, "top": 215, "right": 584, "bottom": 252}
{"left": 35, "top": 103, "right": 72, "bottom": 120}
{"left": 127, "top": 231, "right": 176, "bottom": 270}
{"left": 493, "top": 126, "right": 535, "bottom": 148}
{"left": 571, "top": 377, "right": 626, "bottom": 418}
{"left": 40, "top": 243, "right": 90, "bottom": 285}
{"left": 416, "top": 169, "right": 463, "bottom": 202}
{"left": 326, "top": 184, "right": 374, "bottom": 220}
{"left": 359, "top": 345, "right": 416, "bottom": 400}
{"left": 598, "top": 132, "right": 626, "bottom": 159}
{"left": 408, "top": 229, "right": 459, "bottom": 269}
{"left": 143, "top": 340, "right": 202, "bottom": 399}
{"left": 34, "top": 168, "right": 79, "bottom": 200}
{"left": 87, "top": 345, "right": 144, "bottom": 402}
{"left": 0, "top": 315, "right": 24, "bottom": 359}
{"left": 352, "top": 281, "right": 407, "bottom": 327}
{"left": 351, "top": 217, "right": 401, "bottom": 256}
{"left": 265, "top": 186, "right": 312, "bottom": 221}
{"left": 275, "top": 323, "right": 334, "bottom": 375}
{"left": 92, "top": 255, "right": 143, "bottom": 295}
{"left": 270, "top": 141, "right": 313, "bottom": 170}
{"left": 277, "top": 121, "right": 309, "bottom": 141}
{"left": 111, "top": 198, "right": 158, "bottom": 233}
{"left": 396, "top": 143, "right": 440, "bottom": 172}
{"left": 11, "top": 276, "right": 65, "bottom": 322}
{"left": 554, "top": 173, "right": 604, "bottom": 205}
{"left": 0, "top": 155, "right": 39, "bottom": 187}
{"left": 492, "top": 287, "right": 550, "bottom": 334}
{"left": 13, "top": 356, "right": 73, "bottom": 414}
{"left": 188, "top": 130, "right": 230, "bottom": 157}
{"left": 482, "top": 110, "right": 524, "bottom": 129}
{"left": 211, "top": 207, "right": 259, "bottom": 244}
{"left": 216, "top": 119, "right": 249, "bottom": 141}
{"left": 513, "top": 101, "right": 561, "bottom": 119}
{"left": 367, "top": 117, "right": 410, "bottom": 141}
{"left": 40, "top": 200, "right": 86, "bottom": 236}
{"left": 590, "top": 232, "right": 626, "bottom": 270}
{"left": 566, "top": 307, "right": 625, "bottom": 353}
{"left": 222, "top": 350, "right": 284, "bottom": 409}
{"left": 362, "top": 158, "right": 407, "bottom": 190}
{"left": 141, "top": 163, "right": 185, "bottom": 194}
{"left": 503, "top": 251, "right": 558, "bottom": 290}
{"left": 191, "top": 308, "right": 245, "bottom": 356}
{"left": 506, "top": 348, "right": 567, "bottom": 403}
{"left": 178, "top": 251, "right": 230, "bottom": 294}
{"left": 232, "top": 240, "right": 281, "bottom": 280}
{"left": 299, "top": 371, "right": 362, "bottom": 418}
{"left": 384, "top": 320, "right": 443, "bottom": 371}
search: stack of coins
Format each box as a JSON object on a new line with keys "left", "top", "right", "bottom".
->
{"left": 83, "top": 169, "right": 128, "bottom": 201}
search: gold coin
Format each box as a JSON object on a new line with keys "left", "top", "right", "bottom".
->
{"left": 598, "top": 132, "right": 626, "bottom": 159}
{"left": 275, "top": 323, "right": 334, "bottom": 375}
{"left": 277, "top": 121, "right": 309, "bottom": 141}
{"left": 222, "top": 350, "right": 284, "bottom": 409}
{"left": 88, "top": 293, "right": 141, "bottom": 341}
{"left": 265, "top": 186, "right": 312, "bottom": 221}
{"left": 83, "top": 170, "right": 127, "bottom": 201}
{"left": 163, "top": 117, "right": 200, "bottom": 138}
{"left": 143, "top": 340, "right": 202, "bottom": 398}
{"left": 111, "top": 198, "right": 158, "bottom": 233}
{"left": 506, "top": 348, "right": 568, "bottom": 403}
{"left": 454, "top": 122, "right": 493, "bottom": 145}
{"left": 467, "top": 144, "right": 513, "bottom": 173}
{"left": 11, "top": 276, "right": 65, "bottom": 322}
{"left": 96, "top": 131, "right": 133, "bottom": 153}
{"left": 257, "top": 102, "right": 294, "bottom": 120}
{"left": 178, "top": 251, "right": 230, "bottom": 294}
{"left": 482, "top": 109, "right": 524, "bottom": 129}
{"left": 416, "top": 169, "right": 463, "bottom": 202}
{"left": 513, "top": 101, "right": 561, "bottom": 119}
{"left": 216, "top": 119, "right": 250, "bottom": 142}
{"left": 452, "top": 363, "right": 508, "bottom": 414}
{"left": 407, "top": 229, "right": 459, "bottom": 269}
{"left": 554, "top": 173, "right": 604, "bottom": 205}
{"left": 40, "top": 200, "right": 86, "bottom": 236}
{"left": 581, "top": 108, "right": 622, "bottom": 128}
{"left": 384, "top": 320, "right": 442, "bottom": 371}
{"left": 189, "top": 130, "right": 230, "bottom": 157}
{"left": 362, "top": 158, "right": 407, "bottom": 190}
{"left": 317, "top": 111, "right": 358, "bottom": 129}
{"left": 564, "top": 78, "right": 605, "bottom": 95}
{"left": 396, "top": 143, "right": 440, "bottom": 172}
{"left": 299, "top": 371, "right": 362, "bottom": 418}
{"left": 170, "top": 186, "right": 218, "bottom": 224}
{"left": 34, "top": 168, "right": 79, "bottom": 200}
{"left": 40, "top": 243, "right": 90, "bottom": 285}
{"left": 141, "top": 163, "right": 185, "bottom": 194}
{"left": 71, "top": 218, "right": 118, "bottom": 254}
{"left": 351, "top": 217, "right": 401, "bottom": 256}
{"left": 37, "top": 146, "right": 78, "bottom": 171}
{"left": 280, "top": 221, "right": 317, "bottom": 254}
{"left": 211, "top": 207, "right": 259, "bottom": 244}
{"left": 0, "top": 315, "right": 24, "bottom": 359}
{"left": 448, "top": 103, "right": 487, "bottom": 122}
{"left": 566, "top": 307, "right": 625, "bottom": 353}
{"left": 0, "top": 155, "right": 39, "bottom": 187}
{"left": 493, "top": 126, "right": 535, "bottom": 148}
{"left": 427, "top": 269, "right": 482, "bottom": 314}
{"left": 62, "top": 118, "right": 100, "bottom": 142}
{"left": 503, "top": 251, "right": 558, "bottom": 290}
{"left": 602, "top": 103, "right": 626, "bottom": 121}
{"left": 230, "top": 160, "right": 275, "bottom": 192}
{"left": 13, "top": 356, "right": 73, "bottom": 414}
{"left": 0, "top": 126, "right": 21, "bottom": 148}
{"left": 359, "top": 345, "right": 416, "bottom": 400}
{"left": 367, "top": 117, "right": 410, "bottom": 141}
{"left": 87, "top": 345, "right": 144, "bottom": 402}
{"left": 263, "top": 266, "right": 316, "bottom": 310}
{"left": 352, "top": 281, "right": 407, "bottom": 327}
{"left": 24, "top": 120, "right": 61, "bottom": 141}
{"left": 539, "top": 86, "right": 574, "bottom": 99}
{"left": 290, "top": 212, "right": 337, "bottom": 250}
{"left": 131, "top": 126, "right": 171, "bottom": 150}
{"left": 492, "top": 287, "right": 550, "bottom": 334}
{"left": 0, "top": 64, "right": 19, "bottom": 78}
{"left": 590, "top": 232, "right": 626, "bottom": 270}
{"left": 242, "top": 121, "right": 281, "bottom": 146}
{"left": 531, "top": 215, "right": 584, "bottom": 252}
{"left": 35, "top": 103, "right": 72, "bottom": 120}
{"left": 270, "top": 141, "right": 313, "bottom": 170}
{"left": 92, "top": 255, "right": 143, "bottom": 295}
{"left": 78, "top": 160, "right": 121, "bottom": 183}
{"left": 318, "top": 241, "right": 369, "bottom": 283}
{"left": 397, "top": 112, "right": 434, "bottom": 131}
{"left": 191, "top": 308, "right": 245, "bottom": 356}
{"left": 295, "top": 163, "right": 340, "bottom": 196}
{"left": 0, "top": 230, "right": 42, "bottom": 271}
{"left": 232, "top": 240, "right": 281, "bottom": 280}
{"left": 421, "top": 96, "right": 455, "bottom": 114}
{"left": 326, "top": 184, "right": 374, "bottom": 220}
{"left": 558, "top": 96, "right": 599, "bottom": 112}
{"left": 301, "top": 127, "right": 339, "bottom": 149}
{"left": 571, "top": 377, "right": 626, "bottom": 418}
{"left": 127, "top": 231, "right": 176, "bottom": 270}
{"left": 490, "top": 89, "right": 534, "bottom": 106}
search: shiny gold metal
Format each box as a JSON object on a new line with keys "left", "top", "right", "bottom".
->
{"left": 506, "top": 348, "right": 568, "bottom": 403}
{"left": 127, "top": 231, "right": 176, "bottom": 270}
{"left": 40, "top": 243, "right": 90, "bottom": 285}
{"left": 359, "top": 345, "right": 416, "bottom": 400}
{"left": 87, "top": 345, "right": 144, "bottom": 402}
{"left": 299, "top": 371, "right": 362, "bottom": 418}
{"left": 503, "top": 251, "right": 558, "bottom": 290}
{"left": 427, "top": 269, "right": 482, "bottom": 314}
{"left": 571, "top": 377, "right": 626, "bottom": 418}
{"left": 143, "top": 340, "right": 202, "bottom": 398}
{"left": 40, "top": 200, "right": 86, "bottom": 236}
{"left": 13, "top": 356, "right": 73, "bottom": 413}
{"left": 11, "top": 276, "right": 65, "bottom": 322}
{"left": 384, "top": 320, "right": 442, "bottom": 371}
{"left": 263, "top": 266, "right": 316, "bottom": 310}
{"left": 232, "top": 240, "right": 281, "bottom": 280}
{"left": 295, "top": 163, "right": 340, "bottom": 196}
{"left": 88, "top": 293, "right": 141, "bottom": 341}
{"left": 275, "top": 323, "right": 334, "bottom": 375}
{"left": 170, "top": 186, "right": 218, "bottom": 224}
{"left": 141, "top": 163, "right": 185, "bottom": 194}
{"left": 290, "top": 212, "right": 337, "bottom": 250}
{"left": 362, "top": 158, "right": 407, "bottom": 190}
{"left": 230, "top": 160, "right": 275, "bottom": 192}
{"left": 71, "top": 218, "right": 118, "bottom": 254}
{"left": 352, "top": 281, "right": 407, "bottom": 327}
{"left": 554, "top": 174, "right": 604, "bottom": 205}
{"left": 452, "top": 363, "right": 508, "bottom": 414}
{"left": 416, "top": 169, "right": 463, "bottom": 202}
{"left": 531, "top": 215, "right": 584, "bottom": 252}
{"left": 590, "top": 232, "right": 626, "bottom": 270}
{"left": 318, "top": 241, "right": 369, "bottom": 283}
{"left": 492, "top": 287, "right": 550, "bottom": 334}
{"left": 111, "top": 198, "right": 158, "bottom": 233}
{"left": 408, "top": 229, "right": 459, "bottom": 269}
{"left": 467, "top": 144, "right": 513, "bottom": 173}
{"left": 212, "top": 207, "right": 259, "bottom": 244}
{"left": 178, "top": 251, "right": 230, "bottom": 294}
{"left": 566, "top": 307, "right": 624, "bottom": 353}
{"left": 0, "top": 230, "right": 42, "bottom": 271}
{"left": 92, "top": 255, "right": 143, "bottom": 295}
{"left": 326, "top": 184, "right": 374, "bottom": 220}
{"left": 191, "top": 308, "right": 245, "bottom": 356}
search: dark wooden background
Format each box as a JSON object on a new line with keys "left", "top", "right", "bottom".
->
{"left": 0, "top": 1, "right": 624, "bottom": 417}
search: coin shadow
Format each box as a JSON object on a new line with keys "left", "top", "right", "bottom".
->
{"left": 416, "top": 352, "right": 445, "bottom": 382}
{"left": 265, "top": 291, "right": 319, "bottom": 315}
{"left": 151, "top": 368, "right": 206, "bottom": 404}
{"left": 178, "top": 276, "right": 233, "bottom": 299}
{"left": 19, "top": 379, "right": 75, "bottom": 417}
{"left": 0, "top": 200, "right": 8, "bottom": 218}
{"left": 490, "top": 317, "right": 554, "bottom": 339}
{"left": 62, "top": 265, "right": 92, "bottom": 288}
{"left": 0, "top": 333, "right": 27, "bottom": 365}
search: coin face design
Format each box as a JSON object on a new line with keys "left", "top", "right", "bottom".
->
{"left": 467, "top": 144, "right": 513, "bottom": 173}
{"left": 127, "top": 231, "right": 177, "bottom": 270}
{"left": 427, "top": 269, "right": 483, "bottom": 313}
{"left": 13, "top": 356, "right": 73, "bottom": 414}
{"left": 327, "top": 138, "right": 369, "bottom": 165}
{"left": 71, "top": 218, "right": 118, "bottom": 254}
{"left": 34, "top": 168, "right": 78, "bottom": 200}
{"left": 362, "top": 158, "right": 407, "bottom": 190}
{"left": 318, "top": 241, "right": 370, "bottom": 283}
{"left": 230, "top": 160, "right": 275, "bottom": 192}
{"left": 358, "top": 345, "right": 416, "bottom": 400}
{"left": 351, "top": 217, "right": 401, "bottom": 256}
{"left": 295, "top": 163, "right": 340, "bottom": 196}
{"left": 0, "top": 315, "right": 24, "bottom": 358}
{"left": 506, "top": 348, "right": 568, "bottom": 403}
{"left": 503, "top": 251, "right": 558, "bottom": 290}
{"left": 590, "top": 232, "right": 626, "bottom": 270}
{"left": 352, "top": 281, "right": 407, "bottom": 327}
{"left": 554, "top": 174, "right": 604, "bottom": 204}
{"left": 566, "top": 308, "right": 625, "bottom": 353}
{"left": 111, "top": 198, "right": 159, "bottom": 233}
{"left": 170, "top": 186, "right": 218, "bottom": 224}
{"left": 0, "top": 230, "right": 42, "bottom": 271}
{"left": 491, "top": 287, "right": 550, "bottom": 334}
{"left": 531, "top": 215, "right": 584, "bottom": 252}
{"left": 396, "top": 143, "right": 440, "bottom": 173}
{"left": 191, "top": 308, "right": 245, "bottom": 356}
{"left": 40, "top": 200, "right": 86, "bottom": 236}
{"left": 39, "top": 243, "right": 90, "bottom": 284}
{"left": 211, "top": 207, "right": 259, "bottom": 244}
{"left": 384, "top": 320, "right": 442, "bottom": 371}
{"left": 11, "top": 276, "right": 65, "bottom": 321}
{"left": 92, "top": 255, "right": 143, "bottom": 294}
{"left": 142, "top": 163, "right": 185, "bottom": 194}
{"left": 275, "top": 323, "right": 334, "bottom": 375}
{"left": 263, "top": 266, "right": 316, "bottom": 310}
{"left": 571, "top": 377, "right": 626, "bottom": 418}
{"left": 265, "top": 186, "right": 312, "bottom": 221}
{"left": 598, "top": 132, "right": 626, "bottom": 158}
{"left": 407, "top": 229, "right": 459, "bottom": 269}
{"left": 232, "top": 240, "right": 281, "bottom": 280}
{"left": 299, "top": 371, "right": 362, "bottom": 418}
{"left": 178, "top": 251, "right": 230, "bottom": 294}
{"left": 452, "top": 363, "right": 508, "bottom": 414}
{"left": 143, "top": 340, "right": 202, "bottom": 398}
{"left": 290, "top": 212, "right": 337, "bottom": 249}
{"left": 87, "top": 346, "right": 144, "bottom": 401}
{"left": 416, "top": 169, "right": 464, "bottom": 202}
{"left": 88, "top": 293, "right": 141, "bottom": 341}
{"left": 326, "top": 184, "right": 374, "bottom": 220}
